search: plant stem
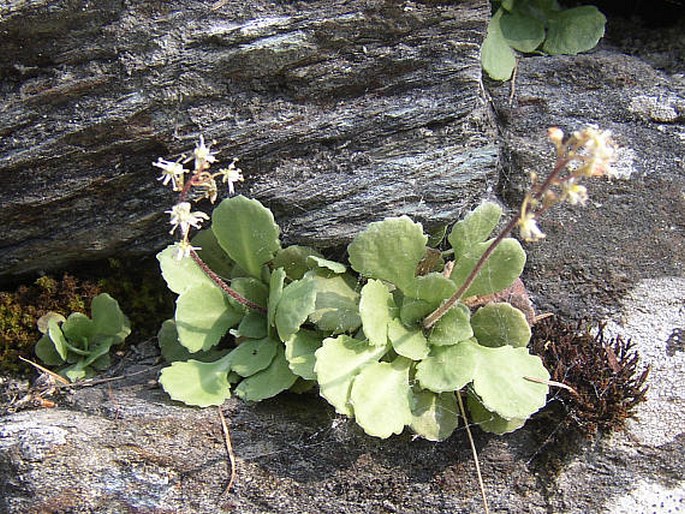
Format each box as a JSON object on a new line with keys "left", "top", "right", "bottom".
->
{"left": 457, "top": 391, "right": 490, "bottom": 514}
{"left": 422, "top": 155, "right": 571, "bottom": 330}
{"left": 190, "top": 249, "right": 267, "bottom": 314}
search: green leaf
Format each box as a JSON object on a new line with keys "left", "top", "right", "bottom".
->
{"left": 48, "top": 319, "right": 70, "bottom": 361}
{"left": 175, "top": 284, "right": 242, "bottom": 352}
{"left": 267, "top": 268, "right": 286, "bottom": 334}
{"left": 192, "top": 229, "right": 234, "bottom": 279}
{"left": 349, "top": 357, "right": 413, "bottom": 438}
{"left": 275, "top": 276, "right": 318, "bottom": 341}
{"left": 314, "top": 335, "right": 388, "bottom": 416}
{"left": 91, "top": 353, "right": 111, "bottom": 371}
{"left": 359, "top": 279, "right": 396, "bottom": 347}
{"left": 451, "top": 238, "right": 526, "bottom": 298}
{"left": 448, "top": 202, "right": 503, "bottom": 261}
{"left": 410, "top": 390, "right": 459, "bottom": 442}
{"left": 307, "top": 255, "right": 347, "bottom": 274}
{"left": 423, "top": 339, "right": 549, "bottom": 419}
{"left": 230, "top": 337, "right": 278, "bottom": 377}
{"left": 91, "top": 293, "right": 130, "bottom": 342}
{"left": 272, "top": 245, "right": 323, "bottom": 280}
{"left": 308, "top": 272, "right": 362, "bottom": 334}
{"left": 233, "top": 311, "right": 268, "bottom": 340}
{"left": 62, "top": 361, "right": 90, "bottom": 382}
{"left": 415, "top": 342, "right": 478, "bottom": 393}
{"left": 467, "top": 393, "right": 526, "bottom": 434}
{"left": 348, "top": 216, "right": 427, "bottom": 292}
{"left": 284, "top": 329, "right": 323, "bottom": 380}
{"left": 543, "top": 6, "right": 606, "bottom": 56}
{"left": 157, "top": 244, "right": 215, "bottom": 295}
{"left": 399, "top": 297, "right": 434, "bottom": 326}
{"left": 61, "top": 313, "right": 95, "bottom": 347}
{"left": 500, "top": 10, "right": 545, "bottom": 53}
{"left": 388, "top": 318, "right": 430, "bottom": 361}
{"left": 235, "top": 346, "right": 298, "bottom": 402}
{"left": 212, "top": 195, "right": 281, "bottom": 279}
{"left": 159, "top": 354, "right": 233, "bottom": 407}
{"left": 35, "top": 334, "right": 64, "bottom": 365}
{"left": 158, "top": 319, "right": 229, "bottom": 363}
{"left": 471, "top": 303, "right": 531, "bottom": 348}
{"left": 428, "top": 303, "right": 473, "bottom": 346}
{"left": 228, "top": 277, "right": 269, "bottom": 313}
{"left": 481, "top": 9, "right": 517, "bottom": 81}
{"left": 404, "top": 273, "right": 457, "bottom": 305}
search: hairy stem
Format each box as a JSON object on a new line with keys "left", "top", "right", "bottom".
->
{"left": 190, "top": 250, "right": 267, "bottom": 314}
{"left": 422, "top": 155, "right": 571, "bottom": 330}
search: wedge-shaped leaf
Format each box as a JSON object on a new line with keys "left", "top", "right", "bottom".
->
{"left": 307, "top": 255, "right": 347, "bottom": 274}
{"left": 543, "top": 6, "right": 606, "bottom": 56}
{"left": 481, "top": 9, "right": 516, "bottom": 81}
{"left": 348, "top": 216, "right": 427, "bottom": 292}
{"left": 62, "top": 361, "right": 90, "bottom": 382}
{"left": 175, "top": 284, "right": 242, "bottom": 352}
{"left": 417, "top": 340, "right": 548, "bottom": 420}
{"left": 192, "top": 229, "right": 234, "bottom": 278}
{"left": 91, "top": 353, "right": 111, "bottom": 371}
{"left": 471, "top": 303, "right": 531, "bottom": 348}
{"left": 267, "top": 268, "right": 286, "bottom": 333}
{"left": 158, "top": 319, "right": 229, "bottom": 363}
{"left": 47, "top": 319, "right": 70, "bottom": 361}
{"left": 91, "top": 293, "right": 130, "bottom": 342}
{"left": 159, "top": 354, "right": 233, "bottom": 407}
{"left": 388, "top": 318, "right": 429, "bottom": 360}
{"left": 400, "top": 297, "right": 433, "bottom": 326}
{"left": 157, "top": 245, "right": 215, "bottom": 294}
{"left": 448, "top": 202, "right": 502, "bottom": 260}
{"left": 451, "top": 238, "right": 526, "bottom": 298}
{"left": 230, "top": 337, "right": 278, "bottom": 377}
{"left": 410, "top": 390, "right": 459, "bottom": 441}
{"left": 228, "top": 277, "right": 269, "bottom": 313}
{"left": 285, "top": 329, "right": 322, "bottom": 380}
{"left": 349, "top": 357, "right": 413, "bottom": 439}
{"left": 428, "top": 303, "right": 473, "bottom": 346}
{"left": 272, "top": 245, "right": 323, "bottom": 280}
{"left": 405, "top": 273, "right": 457, "bottom": 305}
{"left": 359, "top": 279, "right": 395, "bottom": 346}
{"left": 415, "top": 341, "right": 478, "bottom": 393}
{"left": 308, "top": 272, "right": 361, "bottom": 334}
{"left": 35, "top": 334, "right": 64, "bottom": 365}
{"left": 314, "top": 335, "right": 388, "bottom": 416}
{"left": 61, "top": 313, "right": 95, "bottom": 347}
{"left": 233, "top": 311, "right": 268, "bottom": 340}
{"left": 275, "top": 276, "right": 317, "bottom": 341}
{"left": 500, "top": 10, "right": 545, "bottom": 53}
{"left": 234, "top": 346, "right": 298, "bottom": 402}
{"left": 467, "top": 393, "right": 526, "bottom": 434}
{"left": 212, "top": 195, "right": 281, "bottom": 279}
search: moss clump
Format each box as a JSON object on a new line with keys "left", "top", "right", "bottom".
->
{"left": 530, "top": 316, "right": 649, "bottom": 435}
{"left": 0, "top": 274, "right": 102, "bottom": 375}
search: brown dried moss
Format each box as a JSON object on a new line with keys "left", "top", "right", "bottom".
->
{"left": 530, "top": 316, "right": 649, "bottom": 436}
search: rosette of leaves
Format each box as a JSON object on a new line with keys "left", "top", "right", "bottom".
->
{"left": 34, "top": 293, "right": 130, "bottom": 381}
{"left": 482, "top": 0, "right": 606, "bottom": 80}
{"left": 157, "top": 196, "right": 549, "bottom": 440}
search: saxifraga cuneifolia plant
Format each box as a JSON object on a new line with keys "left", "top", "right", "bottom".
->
{"left": 153, "top": 126, "right": 618, "bottom": 442}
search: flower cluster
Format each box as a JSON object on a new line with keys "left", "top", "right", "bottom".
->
{"left": 155, "top": 136, "right": 244, "bottom": 259}
{"left": 517, "top": 126, "right": 617, "bottom": 242}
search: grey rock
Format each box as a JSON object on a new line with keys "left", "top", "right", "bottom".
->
{"left": 0, "top": 0, "right": 494, "bottom": 282}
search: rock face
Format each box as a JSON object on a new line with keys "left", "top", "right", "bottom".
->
{"left": 1, "top": 5, "right": 684, "bottom": 514}
{"left": 0, "top": 0, "right": 495, "bottom": 282}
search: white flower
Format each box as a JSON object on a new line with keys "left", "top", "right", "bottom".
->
{"left": 153, "top": 158, "right": 186, "bottom": 191}
{"left": 577, "top": 127, "right": 616, "bottom": 177}
{"left": 518, "top": 212, "right": 546, "bottom": 242}
{"left": 219, "top": 159, "right": 244, "bottom": 195}
{"left": 561, "top": 179, "right": 588, "bottom": 205}
{"left": 187, "top": 135, "right": 218, "bottom": 171}
{"left": 172, "top": 240, "right": 201, "bottom": 260}
{"left": 165, "top": 202, "right": 210, "bottom": 237}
